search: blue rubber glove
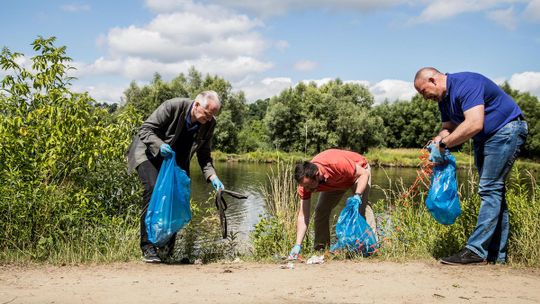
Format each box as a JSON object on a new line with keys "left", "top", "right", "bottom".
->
{"left": 347, "top": 193, "right": 362, "bottom": 207}
{"left": 211, "top": 176, "right": 225, "bottom": 191}
{"left": 160, "top": 143, "right": 173, "bottom": 158}
{"left": 427, "top": 142, "right": 445, "bottom": 164}
{"left": 288, "top": 244, "right": 301, "bottom": 260}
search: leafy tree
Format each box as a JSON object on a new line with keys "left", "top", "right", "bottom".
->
{"left": 372, "top": 94, "right": 440, "bottom": 148}
{"left": 0, "top": 37, "right": 141, "bottom": 259}
{"left": 122, "top": 67, "right": 246, "bottom": 153}
{"left": 238, "top": 119, "right": 270, "bottom": 152}
{"left": 264, "top": 80, "right": 385, "bottom": 154}
{"left": 234, "top": 98, "right": 270, "bottom": 153}
{"left": 264, "top": 86, "right": 305, "bottom": 152}
{"left": 247, "top": 98, "right": 269, "bottom": 121}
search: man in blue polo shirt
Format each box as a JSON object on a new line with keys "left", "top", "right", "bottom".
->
{"left": 414, "top": 67, "right": 528, "bottom": 265}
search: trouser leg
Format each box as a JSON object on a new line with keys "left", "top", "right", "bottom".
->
{"left": 466, "top": 121, "right": 527, "bottom": 261}
{"left": 313, "top": 190, "right": 346, "bottom": 250}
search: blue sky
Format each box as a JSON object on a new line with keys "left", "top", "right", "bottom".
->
{"left": 1, "top": 0, "right": 540, "bottom": 103}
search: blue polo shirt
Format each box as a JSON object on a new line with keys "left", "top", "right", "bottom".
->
{"left": 439, "top": 72, "right": 523, "bottom": 142}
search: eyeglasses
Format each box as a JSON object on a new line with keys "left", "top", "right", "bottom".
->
{"left": 200, "top": 105, "right": 216, "bottom": 120}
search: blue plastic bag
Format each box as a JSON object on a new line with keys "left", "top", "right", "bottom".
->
{"left": 145, "top": 152, "right": 192, "bottom": 246}
{"left": 330, "top": 197, "right": 377, "bottom": 256}
{"left": 425, "top": 152, "right": 461, "bottom": 225}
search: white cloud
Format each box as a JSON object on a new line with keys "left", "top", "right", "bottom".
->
{"left": 60, "top": 4, "right": 91, "bottom": 12}
{"left": 368, "top": 79, "right": 417, "bottom": 104}
{"left": 414, "top": 0, "right": 525, "bottom": 24}
{"left": 294, "top": 60, "right": 317, "bottom": 71}
{"left": 299, "top": 78, "right": 415, "bottom": 104}
{"left": 191, "top": 0, "right": 411, "bottom": 17}
{"left": 106, "top": 12, "right": 265, "bottom": 62}
{"left": 0, "top": 55, "right": 32, "bottom": 79}
{"left": 275, "top": 40, "right": 290, "bottom": 51}
{"left": 72, "top": 56, "right": 272, "bottom": 82}
{"left": 146, "top": 0, "right": 537, "bottom": 29}
{"left": 72, "top": 83, "right": 126, "bottom": 104}
{"left": 145, "top": 0, "right": 193, "bottom": 12}
{"left": 301, "top": 77, "right": 334, "bottom": 87}
{"left": 345, "top": 80, "right": 372, "bottom": 87}
{"left": 508, "top": 71, "right": 540, "bottom": 97}
{"left": 300, "top": 78, "right": 413, "bottom": 104}
{"left": 493, "top": 77, "right": 507, "bottom": 85}
{"left": 13, "top": 55, "right": 28, "bottom": 67}
{"left": 524, "top": 0, "right": 540, "bottom": 22}
{"left": 238, "top": 76, "right": 415, "bottom": 104}
{"left": 487, "top": 6, "right": 517, "bottom": 30}
{"left": 236, "top": 77, "right": 293, "bottom": 101}
{"left": 72, "top": 0, "right": 272, "bottom": 88}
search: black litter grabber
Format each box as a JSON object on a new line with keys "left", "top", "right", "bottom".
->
{"left": 214, "top": 189, "right": 248, "bottom": 239}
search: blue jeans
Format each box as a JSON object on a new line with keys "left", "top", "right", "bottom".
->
{"left": 466, "top": 119, "right": 528, "bottom": 263}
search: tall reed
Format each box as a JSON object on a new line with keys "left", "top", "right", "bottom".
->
{"left": 251, "top": 161, "right": 313, "bottom": 259}
{"left": 377, "top": 165, "right": 540, "bottom": 266}
{"left": 252, "top": 160, "right": 540, "bottom": 267}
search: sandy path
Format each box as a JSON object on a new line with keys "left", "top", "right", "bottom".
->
{"left": 1, "top": 260, "right": 539, "bottom": 304}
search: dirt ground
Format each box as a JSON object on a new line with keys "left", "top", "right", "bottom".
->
{"left": 1, "top": 260, "right": 539, "bottom": 304}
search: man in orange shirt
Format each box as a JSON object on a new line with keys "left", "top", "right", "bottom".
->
{"left": 288, "top": 149, "right": 375, "bottom": 259}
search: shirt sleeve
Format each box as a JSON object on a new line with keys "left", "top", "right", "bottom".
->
{"left": 297, "top": 185, "right": 311, "bottom": 200}
{"left": 459, "top": 80, "right": 485, "bottom": 112}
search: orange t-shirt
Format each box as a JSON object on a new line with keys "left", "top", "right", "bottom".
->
{"left": 297, "top": 149, "right": 368, "bottom": 200}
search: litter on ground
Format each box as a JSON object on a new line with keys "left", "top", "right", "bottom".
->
{"left": 306, "top": 255, "right": 325, "bottom": 265}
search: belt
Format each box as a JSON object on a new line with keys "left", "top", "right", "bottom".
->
{"left": 512, "top": 114, "right": 525, "bottom": 122}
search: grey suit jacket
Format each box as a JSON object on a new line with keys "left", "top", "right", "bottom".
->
{"left": 127, "top": 97, "right": 217, "bottom": 180}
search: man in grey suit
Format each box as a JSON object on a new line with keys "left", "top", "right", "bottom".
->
{"left": 127, "top": 90, "right": 224, "bottom": 263}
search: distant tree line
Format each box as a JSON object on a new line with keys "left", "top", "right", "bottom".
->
{"left": 122, "top": 69, "right": 540, "bottom": 158}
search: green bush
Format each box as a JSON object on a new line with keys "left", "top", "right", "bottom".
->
{"left": 0, "top": 37, "right": 142, "bottom": 263}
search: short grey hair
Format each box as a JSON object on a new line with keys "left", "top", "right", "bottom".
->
{"left": 195, "top": 90, "right": 221, "bottom": 109}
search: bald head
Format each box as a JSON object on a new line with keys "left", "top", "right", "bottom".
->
{"left": 414, "top": 67, "right": 447, "bottom": 101}
{"left": 414, "top": 67, "right": 441, "bottom": 83}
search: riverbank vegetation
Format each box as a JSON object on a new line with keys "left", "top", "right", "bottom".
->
{"left": 251, "top": 162, "right": 540, "bottom": 267}
{"left": 1, "top": 37, "right": 538, "bottom": 265}
{"left": 213, "top": 148, "right": 540, "bottom": 172}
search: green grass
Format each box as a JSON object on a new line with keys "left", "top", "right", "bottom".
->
{"left": 250, "top": 161, "right": 307, "bottom": 260}
{"left": 365, "top": 148, "right": 539, "bottom": 171}
{"left": 0, "top": 217, "right": 140, "bottom": 265}
{"left": 0, "top": 196, "right": 238, "bottom": 265}
{"left": 250, "top": 161, "right": 540, "bottom": 267}
{"left": 375, "top": 168, "right": 540, "bottom": 267}
{"left": 2, "top": 148, "right": 537, "bottom": 266}
{"left": 212, "top": 150, "right": 307, "bottom": 163}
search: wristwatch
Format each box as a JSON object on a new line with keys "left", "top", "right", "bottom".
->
{"left": 439, "top": 138, "right": 447, "bottom": 149}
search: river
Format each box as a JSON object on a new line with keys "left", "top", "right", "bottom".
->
{"left": 188, "top": 161, "right": 475, "bottom": 240}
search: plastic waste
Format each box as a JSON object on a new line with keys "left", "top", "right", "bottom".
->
{"left": 145, "top": 151, "right": 192, "bottom": 246}
{"left": 425, "top": 152, "right": 461, "bottom": 225}
{"left": 306, "top": 255, "right": 325, "bottom": 265}
{"left": 330, "top": 197, "right": 377, "bottom": 256}
{"left": 280, "top": 262, "right": 295, "bottom": 269}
